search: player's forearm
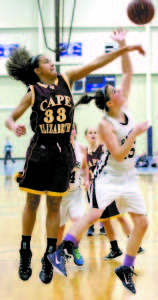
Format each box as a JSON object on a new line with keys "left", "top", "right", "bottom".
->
{"left": 5, "top": 117, "right": 16, "bottom": 132}
{"left": 91, "top": 46, "right": 131, "bottom": 70}
{"left": 119, "top": 42, "right": 133, "bottom": 74}
{"left": 112, "top": 130, "right": 136, "bottom": 162}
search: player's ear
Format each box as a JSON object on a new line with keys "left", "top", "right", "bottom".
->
{"left": 106, "top": 100, "right": 112, "bottom": 109}
{"left": 34, "top": 68, "right": 41, "bottom": 75}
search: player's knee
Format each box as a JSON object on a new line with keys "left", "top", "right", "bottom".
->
{"left": 136, "top": 215, "right": 148, "bottom": 233}
{"left": 141, "top": 216, "right": 148, "bottom": 232}
{"left": 117, "top": 216, "right": 126, "bottom": 224}
{"left": 88, "top": 212, "right": 100, "bottom": 225}
{"left": 26, "top": 194, "right": 40, "bottom": 211}
{"left": 47, "top": 197, "right": 61, "bottom": 213}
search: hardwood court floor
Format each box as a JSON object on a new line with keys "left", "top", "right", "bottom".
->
{"left": 0, "top": 173, "right": 158, "bottom": 300}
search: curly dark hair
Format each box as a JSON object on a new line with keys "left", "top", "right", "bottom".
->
{"left": 6, "top": 47, "right": 42, "bottom": 86}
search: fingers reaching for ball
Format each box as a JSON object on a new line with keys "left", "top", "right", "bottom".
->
{"left": 111, "top": 28, "right": 127, "bottom": 45}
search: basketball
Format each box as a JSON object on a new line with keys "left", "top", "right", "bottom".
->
{"left": 127, "top": 0, "right": 155, "bottom": 25}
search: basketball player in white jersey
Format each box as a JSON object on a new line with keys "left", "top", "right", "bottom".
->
{"left": 48, "top": 28, "right": 148, "bottom": 295}
{"left": 85, "top": 126, "right": 144, "bottom": 259}
{"left": 57, "top": 123, "right": 89, "bottom": 266}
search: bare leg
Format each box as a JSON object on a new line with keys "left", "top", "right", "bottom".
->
{"left": 102, "top": 219, "right": 116, "bottom": 241}
{"left": 46, "top": 195, "right": 62, "bottom": 238}
{"left": 57, "top": 225, "right": 65, "bottom": 246}
{"left": 22, "top": 193, "right": 40, "bottom": 235}
{"left": 126, "top": 213, "right": 148, "bottom": 256}
{"left": 117, "top": 215, "right": 132, "bottom": 236}
{"left": 69, "top": 208, "right": 102, "bottom": 241}
{"left": 102, "top": 219, "right": 123, "bottom": 260}
{"left": 19, "top": 193, "right": 40, "bottom": 281}
{"left": 114, "top": 216, "right": 148, "bottom": 295}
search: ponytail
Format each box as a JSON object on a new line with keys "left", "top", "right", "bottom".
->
{"left": 95, "top": 86, "right": 110, "bottom": 112}
{"left": 71, "top": 85, "right": 110, "bottom": 113}
{"left": 70, "top": 94, "right": 94, "bottom": 114}
{"left": 74, "top": 94, "right": 94, "bottom": 108}
{"left": 6, "top": 47, "right": 41, "bottom": 86}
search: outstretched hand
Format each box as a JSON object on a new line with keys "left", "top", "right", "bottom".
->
{"left": 111, "top": 28, "right": 145, "bottom": 55}
{"left": 128, "top": 45, "right": 145, "bottom": 55}
{"left": 111, "top": 28, "right": 127, "bottom": 45}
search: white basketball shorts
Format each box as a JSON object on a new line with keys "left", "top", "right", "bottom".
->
{"left": 91, "top": 171, "right": 146, "bottom": 215}
{"left": 60, "top": 188, "right": 86, "bottom": 226}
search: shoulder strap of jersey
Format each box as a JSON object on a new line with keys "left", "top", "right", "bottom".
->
{"left": 59, "top": 73, "right": 71, "bottom": 91}
{"left": 27, "top": 85, "right": 35, "bottom": 106}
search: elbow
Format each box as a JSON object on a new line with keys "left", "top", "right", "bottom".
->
{"left": 113, "top": 153, "right": 125, "bottom": 162}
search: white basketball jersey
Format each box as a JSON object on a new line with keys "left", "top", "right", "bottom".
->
{"left": 94, "top": 108, "right": 136, "bottom": 178}
{"left": 69, "top": 141, "right": 84, "bottom": 191}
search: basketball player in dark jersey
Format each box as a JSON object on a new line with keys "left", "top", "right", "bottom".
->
{"left": 5, "top": 44, "right": 134, "bottom": 284}
{"left": 85, "top": 127, "right": 106, "bottom": 235}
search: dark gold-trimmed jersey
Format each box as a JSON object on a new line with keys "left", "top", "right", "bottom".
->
{"left": 87, "top": 144, "right": 104, "bottom": 181}
{"left": 29, "top": 74, "right": 74, "bottom": 144}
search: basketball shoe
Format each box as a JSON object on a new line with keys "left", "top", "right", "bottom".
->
{"left": 48, "top": 249, "right": 71, "bottom": 277}
{"left": 19, "top": 249, "right": 32, "bottom": 281}
{"left": 73, "top": 246, "right": 84, "bottom": 266}
{"left": 104, "top": 247, "right": 123, "bottom": 260}
{"left": 39, "top": 254, "right": 53, "bottom": 284}
{"left": 115, "top": 265, "right": 137, "bottom": 294}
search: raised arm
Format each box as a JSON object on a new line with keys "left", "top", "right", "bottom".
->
{"left": 111, "top": 28, "right": 144, "bottom": 100}
{"left": 5, "top": 91, "right": 32, "bottom": 136}
{"left": 65, "top": 43, "right": 145, "bottom": 85}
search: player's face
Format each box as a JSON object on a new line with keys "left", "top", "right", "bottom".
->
{"left": 86, "top": 128, "right": 97, "bottom": 144}
{"left": 71, "top": 124, "right": 77, "bottom": 139}
{"left": 36, "top": 55, "right": 57, "bottom": 79}
{"left": 107, "top": 85, "right": 124, "bottom": 107}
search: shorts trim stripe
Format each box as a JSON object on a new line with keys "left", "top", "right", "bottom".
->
{"left": 14, "top": 172, "right": 23, "bottom": 181}
{"left": 99, "top": 213, "right": 127, "bottom": 221}
{"left": 19, "top": 187, "right": 44, "bottom": 195}
{"left": 46, "top": 190, "right": 68, "bottom": 196}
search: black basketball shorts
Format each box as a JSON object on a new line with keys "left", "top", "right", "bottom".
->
{"left": 18, "top": 136, "right": 76, "bottom": 196}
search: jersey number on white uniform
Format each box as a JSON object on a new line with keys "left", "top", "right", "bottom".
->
{"left": 70, "top": 171, "right": 75, "bottom": 183}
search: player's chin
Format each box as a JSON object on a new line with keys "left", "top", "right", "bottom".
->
{"left": 51, "top": 70, "right": 57, "bottom": 77}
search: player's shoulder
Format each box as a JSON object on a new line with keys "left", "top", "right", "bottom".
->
{"left": 99, "top": 117, "right": 114, "bottom": 132}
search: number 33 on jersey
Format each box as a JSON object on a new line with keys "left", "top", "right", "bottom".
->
{"left": 29, "top": 75, "right": 74, "bottom": 138}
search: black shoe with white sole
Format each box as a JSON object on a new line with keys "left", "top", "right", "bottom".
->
{"left": 115, "top": 265, "right": 137, "bottom": 294}
{"left": 104, "top": 247, "right": 123, "bottom": 260}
